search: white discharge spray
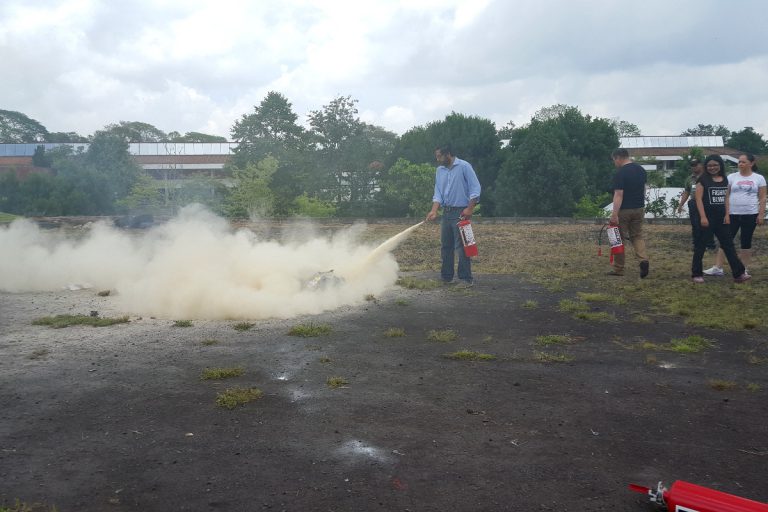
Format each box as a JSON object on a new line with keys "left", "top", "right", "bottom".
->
{"left": 0, "top": 206, "right": 423, "bottom": 320}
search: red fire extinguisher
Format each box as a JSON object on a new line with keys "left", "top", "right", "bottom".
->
{"left": 457, "top": 217, "right": 478, "bottom": 258}
{"left": 629, "top": 480, "right": 768, "bottom": 512}
{"left": 598, "top": 223, "right": 625, "bottom": 263}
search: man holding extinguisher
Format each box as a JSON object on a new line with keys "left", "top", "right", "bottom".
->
{"left": 426, "top": 144, "right": 481, "bottom": 287}
{"left": 609, "top": 148, "right": 649, "bottom": 278}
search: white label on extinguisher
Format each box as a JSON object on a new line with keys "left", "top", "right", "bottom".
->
{"left": 606, "top": 226, "right": 622, "bottom": 248}
{"left": 674, "top": 506, "right": 700, "bottom": 512}
{"left": 460, "top": 224, "right": 476, "bottom": 246}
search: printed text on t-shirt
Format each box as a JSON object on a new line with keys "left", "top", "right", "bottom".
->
{"left": 709, "top": 188, "right": 726, "bottom": 204}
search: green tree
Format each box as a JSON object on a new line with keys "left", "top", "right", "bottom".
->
{"left": 99, "top": 121, "right": 168, "bottom": 142}
{"left": 680, "top": 123, "right": 731, "bottom": 138}
{"left": 668, "top": 147, "right": 706, "bottom": 187}
{"left": 47, "top": 131, "right": 89, "bottom": 143}
{"left": 610, "top": 118, "right": 642, "bottom": 136}
{"left": 494, "top": 127, "right": 586, "bottom": 216}
{"left": 0, "top": 109, "right": 48, "bottom": 142}
{"left": 291, "top": 193, "right": 337, "bottom": 217}
{"left": 307, "top": 96, "right": 397, "bottom": 216}
{"left": 726, "top": 127, "right": 767, "bottom": 154}
{"left": 393, "top": 112, "right": 502, "bottom": 214}
{"left": 169, "top": 131, "right": 227, "bottom": 143}
{"left": 505, "top": 105, "right": 618, "bottom": 206}
{"left": 231, "top": 91, "right": 309, "bottom": 213}
{"left": 226, "top": 156, "right": 278, "bottom": 219}
{"left": 117, "top": 173, "right": 164, "bottom": 214}
{"left": 573, "top": 193, "right": 611, "bottom": 219}
{"left": 378, "top": 158, "right": 435, "bottom": 217}
{"left": 85, "top": 130, "right": 142, "bottom": 201}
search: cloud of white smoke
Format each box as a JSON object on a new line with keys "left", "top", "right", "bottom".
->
{"left": 0, "top": 205, "right": 405, "bottom": 320}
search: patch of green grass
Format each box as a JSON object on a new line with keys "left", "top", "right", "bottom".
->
{"left": 444, "top": 350, "right": 496, "bottom": 361}
{"left": 535, "top": 334, "right": 570, "bottom": 346}
{"left": 668, "top": 335, "right": 713, "bottom": 354}
{"left": 522, "top": 300, "right": 538, "bottom": 309}
{"left": 233, "top": 322, "right": 254, "bottom": 331}
{"left": 28, "top": 349, "right": 50, "bottom": 360}
{"left": 533, "top": 351, "right": 574, "bottom": 363}
{"left": 396, "top": 277, "right": 440, "bottom": 290}
{"left": 201, "top": 367, "right": 244, "bottom": 380}
{"left": 32, "top": 314, "right": 129, "bottom": 328}
{"left": 558, "top": 299, "right": 589, "bottom": 313}
{"left": 173, "top": 320, "right": 193, "bottom": 327}
{"left": 0, "top": 499, "right": 58, "bottom": 512}
{"left": 573, "top": 311, "right": 616, "bottom": 322}
{"left": 577, "top": 292, "right": 611, "bottom": 302}
{"left": 427, "top": 329, "right": 457, "bottom": 342}
{"left": 747, "top": 354, "right": 768, "bottom": 365}
{"left": 201, "top": 339, "right": 220, "bottom": 346}
{"left": 708, "top": 379, "right": 737, "bottom": 391}
{"left": 632, "top": 314, "right": 652, "bottom": 323}
{"left": 326, "top": 376, "right": 348, "bottom": 389}
{"left": 746, "top": 383, "right": 761, "bottom": 392}
{"left": 0, "top": 212, "right": 19, "bottom": 223}
{"left": 288, "top": 323, "right": 332, "bottom": 337}
{"left": 215, "top": 387, "right": 263, "bottom": 409}
{"left": 383, "top": 327, "right": 405, "bottom": 338}
{"left": 640, "top": 341, "right": 660, "bottom": 350}
{"left": 394, "top": 299, "right": 410, "bottom": 306}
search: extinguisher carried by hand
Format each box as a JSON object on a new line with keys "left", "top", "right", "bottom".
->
{"left": 457, "top": 216, "right": 478, "bottom": 258}
{"left": 598, "top": 223, "right": 624, "bottom": 263}
{"left": 629, "top": 480, "right": 768, "bottom": 512}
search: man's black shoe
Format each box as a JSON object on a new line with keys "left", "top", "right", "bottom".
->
{"left": 640, "top": 260, "right": 649, "bottom": 278}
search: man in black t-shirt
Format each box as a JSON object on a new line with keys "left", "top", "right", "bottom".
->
{"left": 608, "top": 148, "right": 649, "bottom": 278}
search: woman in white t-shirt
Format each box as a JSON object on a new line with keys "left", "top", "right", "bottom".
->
{"left": 703, "top": 153, "right": 767, "bottom": 276}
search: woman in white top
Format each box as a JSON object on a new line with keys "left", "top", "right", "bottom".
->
{"left": 704, "top": 153, "right": 767, "bottom": 275}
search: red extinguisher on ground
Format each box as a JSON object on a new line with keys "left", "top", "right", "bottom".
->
{"left": 457, "top": 216, "right": 478, "bottom": 258}
{"left": 598, "top": 223, "right": 624, "bottom": 263}
{"left": 629, "top": 480, "right": 768, "bottom": 512}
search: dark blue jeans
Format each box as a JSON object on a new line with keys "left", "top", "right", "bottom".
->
{"left": 440, "top": 207, "right": 472, "bottom": 283}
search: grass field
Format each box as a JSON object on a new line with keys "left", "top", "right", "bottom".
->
{"left": 376, "top": 221, "right": 768, "bottom": 331}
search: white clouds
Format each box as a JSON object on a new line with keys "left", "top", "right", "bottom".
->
{"left": 1, "top": 0, "right": 766, "bottom": 138}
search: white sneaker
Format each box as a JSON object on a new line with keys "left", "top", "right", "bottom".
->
{"left": 703, "top": 266, "right": 724, "bottom": 276}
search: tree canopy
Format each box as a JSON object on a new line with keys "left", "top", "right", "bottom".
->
{"left": 0, "top": 109, "right": 48, "bottom": 143}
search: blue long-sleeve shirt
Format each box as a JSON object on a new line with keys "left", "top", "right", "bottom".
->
{"left": 432, "top": 157, "right": 481, "bottom": 207}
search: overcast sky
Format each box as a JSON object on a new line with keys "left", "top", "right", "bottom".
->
{"left": 2, "top": 0, "right": 766, "bottom": 139}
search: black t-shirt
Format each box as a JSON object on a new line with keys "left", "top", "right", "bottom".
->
{"left": 698, "top": 173, "right": 728, "bottom": 213}
{"left": 612, "top": 162, "right": 646, "bottom": 209}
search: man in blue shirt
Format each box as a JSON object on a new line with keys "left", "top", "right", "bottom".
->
{"left": 426, "top": 144, "right": 482, "bottom": 286}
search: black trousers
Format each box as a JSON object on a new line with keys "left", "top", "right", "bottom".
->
{"left": 688, "top": 202, "right": 715, "bottom": 251}
{"left": 691, "top": 211, "right": 745, "bottom": 278}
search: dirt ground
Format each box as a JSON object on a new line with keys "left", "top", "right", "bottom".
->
{"left": 1, "top": 265, "right": 767, "bottom": 511}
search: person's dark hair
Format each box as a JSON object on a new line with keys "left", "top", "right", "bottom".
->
{"left": 704, "top": 154, "right": 726, "bottom": 178}
{"left": 743, "top": 153, "right": 759, "bottom": 172}
{"left": 435, "top": 143, "right": 453, "bottom": 156}
{"left": 611, "top": 148, "right": 629, "bottom": 159}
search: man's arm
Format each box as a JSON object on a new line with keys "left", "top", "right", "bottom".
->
{"left": 677, "top": 190, "right": 690, "bottom": 213}
{"left": 426, "top": 201, "right": 441, "bottom": 221}
{"left": 610, "top": 189, "right": 623, "bottom": 225}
